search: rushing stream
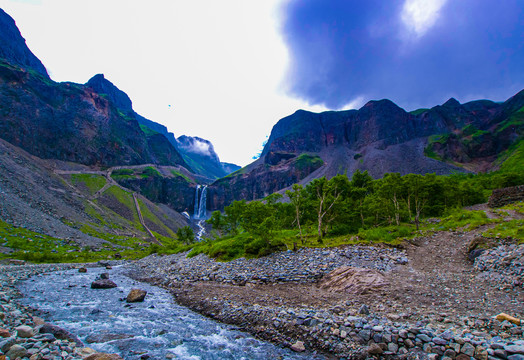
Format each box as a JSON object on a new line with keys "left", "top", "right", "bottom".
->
{"left": 18, "top": 266, "right": 323, "bottom": 360}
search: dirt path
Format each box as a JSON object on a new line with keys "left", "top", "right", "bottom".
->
{"left": 373, "top": 227, "right": 523, "bottom": 321}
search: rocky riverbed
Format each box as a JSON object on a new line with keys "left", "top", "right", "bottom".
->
{"left": 0, "top": 262, "right": 125, "bottom": 360}
{"left": 125, "top": 232, "right": 524, "bottom": 360}
{"left": 2, "top": 228, "right": 524, "bottom": 359}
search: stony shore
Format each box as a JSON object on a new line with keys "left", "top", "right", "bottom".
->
{"left": 1, "top": 231, "right": 524, "bottom": 359}
{"left": 125, "top": 236, "right": 524, "bottom": 360}
{"left": 0, "top": 262, "right": 124, "bottom": 360}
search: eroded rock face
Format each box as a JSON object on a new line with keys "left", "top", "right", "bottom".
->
{"left": 319, "top": 266, "right": 388, "bottom": 295}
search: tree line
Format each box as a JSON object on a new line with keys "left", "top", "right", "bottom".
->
{"left": 206, "top": 170, "right": 524, "bottom": 243}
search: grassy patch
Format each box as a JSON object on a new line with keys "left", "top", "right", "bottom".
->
{"left": 71, "top": 174, "right": 107, "bottom": 195}
{"left": 426, "top": 209, "right": 497, "bottom": 232}
{"left": 140, "top": 124, "right": 160, "bottom": 136}
{"left": 410, "top": 108, "right": 429, "bottom": 116}
{"left": 497, "top": 138, "right": 524, "bottom": 173}
{"left": 483, "top": 219, "right": 524, "bottom": 242}
{"left": 170, "top": 169, "right": 192, "bottom": 183}
{"left": 294, "top": 154, "right": 324, "bottom": 171}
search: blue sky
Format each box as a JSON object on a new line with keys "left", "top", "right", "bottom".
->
{"left": 0, "top": 0, "right": 523, "bottom": 165}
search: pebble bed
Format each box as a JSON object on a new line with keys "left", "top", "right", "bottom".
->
{"left": 139, "top": 246, "right": 408, "bottom": 285}
{"left": 131, "top": 246, "right": 524, "bottom": 360}
{"left": 475, "top": 243, "right": 524, "bottom": 289}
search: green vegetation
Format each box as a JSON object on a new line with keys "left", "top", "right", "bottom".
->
{"left": 294, "top": 154, "right": 324, "bottom": 171}
{"left": 410, "top": 108, "right": 429, "bottom": 116}
{"left": 196, "top": 170, "right": 524, "bottom": 261}
{"left": 111, "top": 167, "right": 161, "bottom": 181}
{"left": 498, "top": 138, "right": 524, "bottom": 173}
{"left": 71, "top": 174, "right": 107, "bottom": 195}
{"left": 170, "top": 169, "right": 192, "bottom": 182}
{"left": 140, "top": 124, "right": 160, "bottom": 136}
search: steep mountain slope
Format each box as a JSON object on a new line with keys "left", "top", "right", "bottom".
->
{"left": 208, "top": 92, "right": 524, "bottom": 210}
{"left": 0, "top": 138, "right": 189, "bottom": 253}
{"left": 85, "top": 74, "right": 239, "bottom": 180}
{"left": 0, "top": 8, "right": 48, "bottom": 78}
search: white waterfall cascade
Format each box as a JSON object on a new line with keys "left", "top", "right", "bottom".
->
{"left": 193, "top": 185, "right": 208, "bottom": 241}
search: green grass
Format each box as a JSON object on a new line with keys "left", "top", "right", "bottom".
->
{"left": 425, "top": 209, "right": 497, "bottom": 232}
{"left": 498, "top": 138, "right": 524, "bottom": 173}
{"left": 140, "top": 124, "right": 160, "bottom": 136}
{"left": 410, "top": 108, "right": 429, "bottom": 116}
{"left": 496, "top": 105, "right": 524, "bottom": 135}
{"left": 170, "top": 170, "right": 192, "bottom": 183}
{"left": 294, "top": 154, "right": 324, "bottom": 171}
{"left": 482, "top": 220, "right": 524, "bottom": 242}
{"left": 71, "top": 174, "right": 107, "bottom": 195}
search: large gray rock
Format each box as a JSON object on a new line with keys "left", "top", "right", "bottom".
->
{"left": 40, "top": 323, "right": 83, "bottom": 346}
{"left": 15, "top": 324, "right": 33, "bottom": 338}
{"left": 6, "top": 344, "right": 28, "bottom": 359}
{"left": 126, "top": 289, "right": 147, "bottom": 303}
{"left": 91, "top": 279, "right": 117, "bottom": 289}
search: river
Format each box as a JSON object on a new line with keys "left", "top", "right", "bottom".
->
{"left": 18, "top": 265, "right": 324, "bottom": 360}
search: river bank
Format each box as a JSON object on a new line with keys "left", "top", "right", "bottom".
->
{"left": 2, "top": 226, "right": 524, "bottom": 359}
{"left": 0, "top": 262, "right": 127, "bottom": 360}
{"left": 125, "top": 229, "right": 524, "bottom": 360}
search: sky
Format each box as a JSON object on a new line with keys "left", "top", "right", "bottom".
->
{"left": 0, "top": 0, "right": 523, "bottom": 166}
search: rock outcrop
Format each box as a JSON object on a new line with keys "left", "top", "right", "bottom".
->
{"left": 488, "top": 185, "right": 524, "bottom": 208}
{"left": 0, "top": 9, "right": 48, "bottom": 78}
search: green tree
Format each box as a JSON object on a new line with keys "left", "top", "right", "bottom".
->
{"left": 224, "top": 200, "right": 247, "bottom": 233}
{"left": 377, "top": 173, "right": 404, "bottom": 226}
{"left": 351, "top": 170, "right": 373, "bottom": 228}
{"left": 286, "top": 184, "right": 306, "bottom": 244}
{"left": 207, "top": 210, "right": 226, "bottom": 236}
{"left": 177, "top": 226, "right": 195, "bottom": 244}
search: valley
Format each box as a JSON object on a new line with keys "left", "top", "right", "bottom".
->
{"left": 0, "top": 6, "right": 523, "bottom": 360}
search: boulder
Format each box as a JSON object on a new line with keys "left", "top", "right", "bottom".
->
{"left": 86, "top": 332, "right": 134, "bottom": 344}
{"left": 91, "top": 279, "right": 117, "bottom": 289}
{"left": 5, "top": 344, "right": 28, "bottom": 359}
{"left": 320, "top": 266, "right": 388, "bottom": 294}
{"left": 0, "top": 328, "right": 9, "bottom": 338}
{"left": 100, "top": 273, "right": 110, "bottom": 280}
{"left": 126, "top": 289, "right": 147, "bottom": 303}
{"left": 40, "top": 323, "right": 83, "bottom": 346}
{"left": 367, "top": 343, "right": 383, "bottom": 355}
{"left": 78, "top": 267, "right": 87, "bottom": 273}
{"left": 290, "top": 341, "right": 305, "bottom": 352}
{"left": 15, "top": 325, "right": 33, "bottom": 338}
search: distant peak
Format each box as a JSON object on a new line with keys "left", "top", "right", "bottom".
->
{"left": 442, "top": 97, "right": 461, "bottom": 108}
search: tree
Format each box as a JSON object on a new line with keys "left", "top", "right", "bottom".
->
{"left": 404, "top": 174, "right": 430, "bottom": 230}
{"left": 377, "top": 173, "right": 404, "bottom": 226}
{"left": 177, "top": 226, "right": 195, "bottom": 244}
{"left": 286, "top": 184, "right": 306, "bottom": 244}
{"left": 207, "top": 210, "right": 226, "bottom": 236}
{"left": 306, "top": 176, "right": 347, "bottom": 240}
{"left": 350, "top": 170, "right": 373, "bottom": 228}
{"left": 224, "top": 200, "right": 247, "bottom": 233}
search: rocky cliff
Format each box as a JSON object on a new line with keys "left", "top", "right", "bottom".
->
{"left": 0, "top": 9, "right": 48, "bottom": 78}
{"left": 209, "top": 91, "right": 524, "bottom": 209}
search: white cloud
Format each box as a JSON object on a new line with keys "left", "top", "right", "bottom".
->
{"left": 401, "top": 0, "right": 447, "bottom": 37}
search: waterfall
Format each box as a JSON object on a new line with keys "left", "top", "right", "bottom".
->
{"left": 197, "top": 185, "right": 207, "bottom": 219}
{"left": 193, "top": 185, "right": 200, "bottom": 218}
{"left": 193, "top": 185, "right": 207, "bottom": 220}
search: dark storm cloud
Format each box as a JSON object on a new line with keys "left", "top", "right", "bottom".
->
{"left": 281, "top": 0, "right": 524, "bottom": 110}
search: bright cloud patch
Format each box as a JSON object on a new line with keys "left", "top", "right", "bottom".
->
{"left": 401, "top": 0, "right": 447, "bottom": 37}
{"left": 184, "top": 139, "right": 211, "bottom": 157}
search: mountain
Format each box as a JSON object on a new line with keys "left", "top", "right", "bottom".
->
{"left": 176, "top": 135, "right": 240, "bottom": 180}
{"left": 208, "top": 92, "right": 524, "bottom": 210}
{"left": 0, "top": 8, "right": 48, "bottom": 78}
{"left": 85, "top": 74, "right": 239, "bottom": 181}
